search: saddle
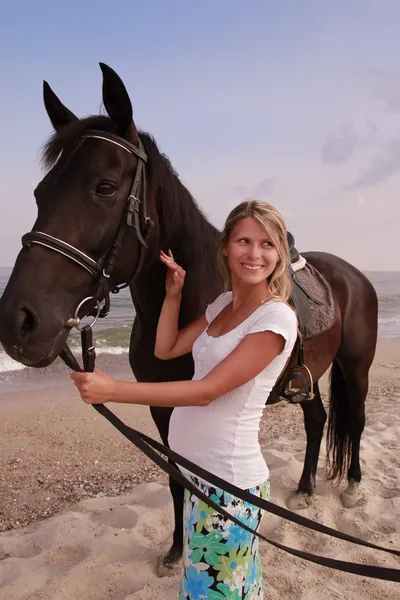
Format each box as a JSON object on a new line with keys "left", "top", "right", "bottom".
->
{"left": 277, "top": 231, "right": 336, "bottom": 404}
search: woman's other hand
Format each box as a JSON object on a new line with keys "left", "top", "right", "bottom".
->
{"left": 159, "top": 249, "right": 186, "bottom": 296}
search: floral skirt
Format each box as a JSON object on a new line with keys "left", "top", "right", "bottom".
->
{"left": 179, "top": 475, "right": 270, "bottom": 600}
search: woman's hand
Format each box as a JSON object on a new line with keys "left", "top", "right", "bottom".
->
{"left": 71, "top": 368, "right": 117, "bottom": 404}
{"left": 159, "top": 249, "right": 186, "bottom": 297}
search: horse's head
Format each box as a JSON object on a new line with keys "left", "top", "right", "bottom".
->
{"left": 0, "top": 64, "right": 156, "bottom": 367}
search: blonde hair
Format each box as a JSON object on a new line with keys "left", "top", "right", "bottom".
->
{"left": 217, "top": 200, "right": 292, "bottom": 302}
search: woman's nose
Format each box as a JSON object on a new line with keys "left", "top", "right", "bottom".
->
{"left": 247, "top": 244, "right": 261, "bottom": 259}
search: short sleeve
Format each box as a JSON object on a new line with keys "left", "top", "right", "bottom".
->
{"left": 205, "top": 292, "right": 232, "bottom": 324}
{"left": 244, "top": 301, "right": 298, "bottom": 352}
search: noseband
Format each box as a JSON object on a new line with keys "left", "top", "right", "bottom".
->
{"left": 21, "top": 130, "right": 153, "bottom": 326}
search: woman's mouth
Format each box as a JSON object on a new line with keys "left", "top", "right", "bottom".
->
{"left": 241, "top": 264, "right": 264, "bottom": 271}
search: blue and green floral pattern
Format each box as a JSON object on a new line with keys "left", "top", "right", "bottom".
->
{"left": 179, "top": 476, "right": 270, "bottom": 599}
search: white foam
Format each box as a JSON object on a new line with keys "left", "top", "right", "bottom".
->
{"left": 379, "top": 315, "right": 400, "bottom": 324}
{"left": 93, "top": 346, "right": 129, "bottom": 356}
{"left": 0, "top": 351, "right": 27, "bottom": 373}
{"left": 0, "top": 346, "right": 130, "bottom": 374}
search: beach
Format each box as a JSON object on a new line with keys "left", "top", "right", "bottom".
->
{"left": 0, "top": 338, "right": 399, "bottom": 599}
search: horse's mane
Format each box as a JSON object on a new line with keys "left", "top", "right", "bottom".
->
{"left": 41, "top": 115, "right": 221, "bottom": 308}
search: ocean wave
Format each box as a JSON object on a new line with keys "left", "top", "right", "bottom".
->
{"left": 1, "top": 304, "right": 399, "bottom": 374}
{"left": 378, "top": 314, "right": 400, "bottom": 338}
{"left": 378, "top": 297, "right": 400, "bottom": 311}
{"left": 379, "top": 315, "right": 400, "bottom": 324}
{"left": 69, "top": 326, "right": 131, "bottom": 349}
{"left": 0, "top": 346, "right": 130, "bottom": 374}
{"left": 94, "top": 346, "right": 129, "bottom": 355}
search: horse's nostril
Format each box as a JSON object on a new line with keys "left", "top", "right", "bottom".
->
{"left": 19, "top": 307, "right": 38, "bottom": 337}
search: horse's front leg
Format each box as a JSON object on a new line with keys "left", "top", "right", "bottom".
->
{"left": 286, "top": 384, "right": 327, "bottom": 510}
{"left": 149, "top": 405, "right": 184, "bottom": 570}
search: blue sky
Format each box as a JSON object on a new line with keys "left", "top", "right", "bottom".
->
{"left": 1, "top": 0, "right": 400, "bottom": 269}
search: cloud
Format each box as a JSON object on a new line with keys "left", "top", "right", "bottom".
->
{"left": 371, "top": 67, "right": 400, "bottom": 113}
{"left": 252, "top": 177, "right": 278, "bottom": 198}
{"left": 348, "top": 137, "right": 400, "bottom": 188}
{"left": 321, "top": 121, "right": 380, "bottom": 166}
{"left": 235, "top": 176, "right": 278, "bottom": 201}
{"left": 321, "top": 123, "right": 359, "bottom": 164}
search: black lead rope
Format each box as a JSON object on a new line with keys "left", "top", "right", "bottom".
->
{"left": 62, "top": 327, "right": 400, "bottom": 583}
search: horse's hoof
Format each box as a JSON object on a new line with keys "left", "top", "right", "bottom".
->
{"left": 341, "top": 480, "right": 362, "bottom": 508}
{"left": 156, "top": 544, "right": 182, "bottom": 577}
{"left": 286, "top": 491, "right": 312, "bottom": 510}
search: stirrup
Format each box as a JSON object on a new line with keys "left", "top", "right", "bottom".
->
{"left": 282, "top": 365, "right": 314, "bottom": 404}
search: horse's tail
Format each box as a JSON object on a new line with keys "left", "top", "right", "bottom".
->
{"left": 326, "top": 359, "right": 351, "bottom": 481}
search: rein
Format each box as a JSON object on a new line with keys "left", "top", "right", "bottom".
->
{"left": 61, "top": 324, "right": 400, "bottom": 583}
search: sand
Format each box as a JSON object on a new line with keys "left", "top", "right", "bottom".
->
{"left": 0, "top": 338, "right": 399, "bottom": 599}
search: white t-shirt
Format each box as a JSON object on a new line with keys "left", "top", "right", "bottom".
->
{"left": 168, "top": 292, "right": 298, "bottom": 489}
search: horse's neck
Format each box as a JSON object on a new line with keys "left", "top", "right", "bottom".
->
{"left": 131, "top": 198, "right": 222, "bottom": 328}
{"left": 128, "top": 142, "right": 223, "bottom": 326}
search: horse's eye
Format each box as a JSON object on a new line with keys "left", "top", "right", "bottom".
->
{"left": 95, "top": 182, "right": 116, "bottom": 197}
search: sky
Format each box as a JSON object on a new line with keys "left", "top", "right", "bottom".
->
{"left": 1, "top": 0, "right": 400, "bottom": 270}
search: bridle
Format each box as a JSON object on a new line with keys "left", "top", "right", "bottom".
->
{"left": 21, "top": 130, "right": 153, "bottom": 328}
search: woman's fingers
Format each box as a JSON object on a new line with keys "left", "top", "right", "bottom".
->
{"left": 160, "top": 249, "right": 175, "bottom": 261}
{"left": 160, "top": 250, "right": 174, "bottom": 264}
{"left": 159, "top": 251, "right": 184, "bottom": 276}
{"left": 160, "top": 256, "right": 178, "bottom": 272}
{"left": 159, "top": 249, "right": 185, "bottom": 293}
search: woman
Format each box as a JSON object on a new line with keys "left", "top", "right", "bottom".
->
{"left": 72, "top": 200, "right": 298, "bottom": 599}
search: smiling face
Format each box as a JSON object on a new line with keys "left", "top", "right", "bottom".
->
{"left": 224, "top": 217, "right": 279, "bottom": 288}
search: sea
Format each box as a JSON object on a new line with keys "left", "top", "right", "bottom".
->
{"left": 1, "top": 267, "right": 399, "bottom": 392}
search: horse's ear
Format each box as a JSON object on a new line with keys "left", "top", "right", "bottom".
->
{"left": 43, "top": 81, "right": 77, "bottom": 131}
{"left": 99, "top": 62, "right": 138, "bottom": 142}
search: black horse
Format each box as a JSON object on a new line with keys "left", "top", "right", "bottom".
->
{"left": 0, "top": 64, "right": 378, "bottom": 568}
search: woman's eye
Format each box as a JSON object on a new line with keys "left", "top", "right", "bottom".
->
{"left": 95, "top": 182, "right": 116, "bottom": 197}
